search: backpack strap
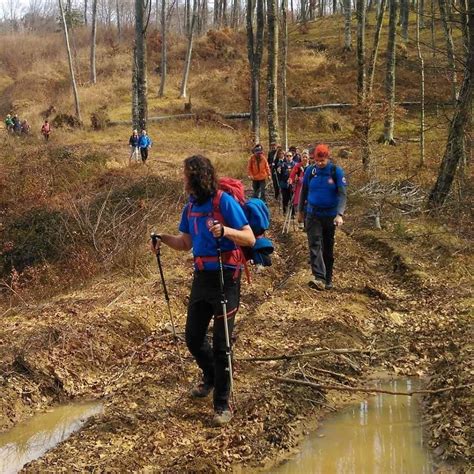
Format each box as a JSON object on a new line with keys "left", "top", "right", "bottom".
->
{"left": 212, "top": 190, "right": 251, "bottom": 284}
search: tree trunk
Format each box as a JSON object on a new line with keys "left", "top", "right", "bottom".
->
{"left": 134, "top": 0, "right": 149, "bottom": 130}
{"left": 116, "top": 0, "right": 122, "bottom": 41}
{"left": 84, "top": 0, "right": 88, "bottom": 25}
{"left": 400, "top": 0, "right": 408, "bottom": 42}
{"left": 367, "top": 0, "right": 387, "bottom": 95}
{"left": 90, "top": 0, "right": 98, "bottom": 84}
{"left": 247, "top": 0, "right": 265, "bottom": 143}
{"left": 428, "top": 0, "right": 473, "bottom": 208}
{"left": 431, "top": 0, "right": 436, "bottom": 57}
{"left": 159, "top": 0, "right": 167, "bottom": 96}
{"left": 281, "top": 0, "right": 288, "bottom": 150}
{"left": 343, "top": 0, "right": 352, "bottom": 50}
{"left": 438, "top": 0, "right": 458, "bottom": 101}
{"left": 382, "top": 0, "right": 398, "bottom": 145}
{"left": 416, "top": 0, "right": 425, "bottom": 166}
{"left": 419, "top": 0, "right": 424, "bottom": 28}
{"left": 231, "top": 0, "right": 240, "bottom": 27}
{"left": 180, "top": 0, "right": 198, "bottom": 98}
{"left": 59, "top": 0, "right": 82, "bottom": 122}
{"left": 132, "top": 47, "right": 139, "bottom": 128}
{"left": 356, "top": 0, "right": 366, "bottom": 104}
{"left": 267, "top": 0, "right": 280, "bottom": 144}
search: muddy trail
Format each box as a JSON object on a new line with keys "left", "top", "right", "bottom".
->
{"left": 0, "top": 167, "right": 472, "bottom": 472}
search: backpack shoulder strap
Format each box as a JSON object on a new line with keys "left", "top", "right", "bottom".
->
{"left": 331, "top": 164, "right": 338, "bottom": 193}
{"left": 212, "top": 190, "right": 225, "bottom": 225}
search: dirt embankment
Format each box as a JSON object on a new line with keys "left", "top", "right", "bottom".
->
{"left": 0, "top": 176, "right": 472, "bottom": 472}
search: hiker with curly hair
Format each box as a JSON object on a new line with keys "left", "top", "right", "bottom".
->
{"left": 150, "top": 155, "right": 255, "bottom": 426}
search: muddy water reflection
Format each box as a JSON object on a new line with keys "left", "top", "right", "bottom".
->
{"left": 0, "top": 402, "right": 103, "bottom": 474}
{"left": 273, "top": 378, "right": 432, "bottom": 474}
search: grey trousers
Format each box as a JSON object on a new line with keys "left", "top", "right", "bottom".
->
{"left": 306, "top": 214, "right": 335, "bottom": 283}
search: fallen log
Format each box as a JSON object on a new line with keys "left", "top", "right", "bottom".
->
{"left": 109, "top": 112, "right": 250, "bottom": 126}
{"left": 273, "top": 376, "right": 473, "bottom": 396}
{"left": 238, "top": 345, "right": 406, "bottom": 362}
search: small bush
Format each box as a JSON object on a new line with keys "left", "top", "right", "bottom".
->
{"left": 1, "top": 208, "right": 66, "bottom": 276}
{"left": 52, "top": 113, "right": 82, "bottom": 129}
{"left": 90, "top": 106, "right": 111, "bottom": 130}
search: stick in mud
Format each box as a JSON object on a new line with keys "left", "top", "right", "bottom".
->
{"left": 272, "top": 376, "right": 474, "bottom": 397}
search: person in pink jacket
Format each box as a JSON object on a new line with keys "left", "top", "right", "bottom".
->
{"left": 289, "top": 150, "right": 310, "bottom": 228}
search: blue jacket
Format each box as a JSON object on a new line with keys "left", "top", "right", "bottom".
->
{"left": 138, "top": 135, "right": 152, "bottom": 148}
{"left": 179, "top": 192, "right": 248, "bottom": 271}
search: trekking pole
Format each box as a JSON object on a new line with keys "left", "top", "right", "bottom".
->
{"left": 212, "top": 220, "right": 235, "bottom": 405}
{"left": 282, "top": 190, "right": 293, "bottom": 234}
{"left": 150, "top": 233, "right": 185, "bottom": 374}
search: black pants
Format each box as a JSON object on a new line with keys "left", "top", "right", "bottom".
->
{"left": 306, "top": 214, "right": 335, "bottom": 283}
{"left": 252, "top": 180, "right": 266, "bottom": 202}
{"left": 140, "top": 147, "right": 148, "bottom": 162}
{"left": 271, "top": 170, "right": 280, "bottom": 199}
{"left": 281, "top": 188, "right": 292, "bottom": 214}
{"left": 185, "top": 270, "right": 240, "bottom": 411}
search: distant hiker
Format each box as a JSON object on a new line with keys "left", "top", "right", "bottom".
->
{"left": 150, "top": 155, "right": 255, "bottom": 426}
{"left": 4, "top": 114, "right": 13, "bottom": 133}
{"left": 138, "top": 129, "right": 152, "bottom": 163}
{"left": 298, "top": 144, "right": 347, "bottom": 290}
{"left": 289, "top": 146, "right": 301, "bottom": 164}
{"left": 41, "top": 120, "right": 51, "bottom": 141}
{"left": 128, "top": 129, "right": 140, "bottom": 164}
{"left": 267, "top": 142, "right": 280, "bottom": 200}
{"left": 247, "top": 144, "right": 270, "bottom": 202}
{"left": 289, "top": 150, "right": 310, "bottom": 229}
{"left": 21, "top": 119, "right": 30, "bottom": 135}
{"left": 12, "top": 114, "right": 21, "bottom": 134}
{"left": 276, "top": 151, "right": 294, "bottom": 215}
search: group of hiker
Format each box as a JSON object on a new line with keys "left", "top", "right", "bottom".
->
{"left": 3, "top": 114, "right": 52, "bottom": 141}
{"left": 128, "top": 129, "right": 153, "bottom": 164}
{"left": 151, "top": 143, "right": 347, "bottom": 426}
{"left": 4, "top": 114, "right": 31, "bottom": 136}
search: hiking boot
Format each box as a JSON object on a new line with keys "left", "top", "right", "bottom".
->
{"left": 190, "top": 382, "right": 214, "bottom": 398}
{"left": 308, "top": 277, "right": 326, "bottom": 291}
{"left": 325, "top": 281, "right": 333, "bottom": 290}
{"left": 212, "top": 408, "right": 233, "bottom": 426}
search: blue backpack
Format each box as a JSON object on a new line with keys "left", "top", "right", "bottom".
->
{"left": 218, "top": 178, "right": 274, "bottom": 268}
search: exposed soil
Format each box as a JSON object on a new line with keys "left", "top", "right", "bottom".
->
{"left": 0, "top": 163, "right": 472, "bottom": 473}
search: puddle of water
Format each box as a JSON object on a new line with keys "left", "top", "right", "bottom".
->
{"left": 0, "top": 401, "right": 103, "bottom": 474}
{"left": 272, "top": 378, "right": 433, "bottom": 474}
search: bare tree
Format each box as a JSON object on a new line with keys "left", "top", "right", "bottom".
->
{"left": 281, "top": 0, "right": 288, "bottom": 150}
{"left": 438, "top": 0, "right": 458, "bottom": 101}
{"left": 356, "top": 0, "right": 366, "bottom": 104}
{"left": 415, "top": 0, "right": 425, "bottom": 166}
{"left": 399, "top": 0, "right": 408, "bottom": 42}
{"left": 133, "top": 0, "right": 151, "bottom": 130}
{"left": 343, "top": 0, "right": 352, "bottom": 51}
{"left": 159, "top": 0, "right": 167, "bottom": 96}
{"left": 59, "top": 0, "right": 82, "bottom": 122}
{"left": 84, "top": 0, "right": 88, "bottom": 24}
{"left": 90, "top": 0, "right": 98, "bottom": 84}
{"left": 382, "top": 0, "right": 398, "bottom": 145}
{"left": 267, "top": 0, "right": 280, "bottom": 144}
{"left": 179, "top": 0, "right": 198, "bottom": 98}
{"left": 428, "top": 0, "right": 473, "bottom": 209}
{"left": 246, "top": 0, "right": 265, "bottom": 143}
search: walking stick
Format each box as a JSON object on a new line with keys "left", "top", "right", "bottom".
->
{"left": 212, "top": 221, "right": 235, "bottom": 405}
{"left": 150, "top": 233, "right": 185, "bottom": 374}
